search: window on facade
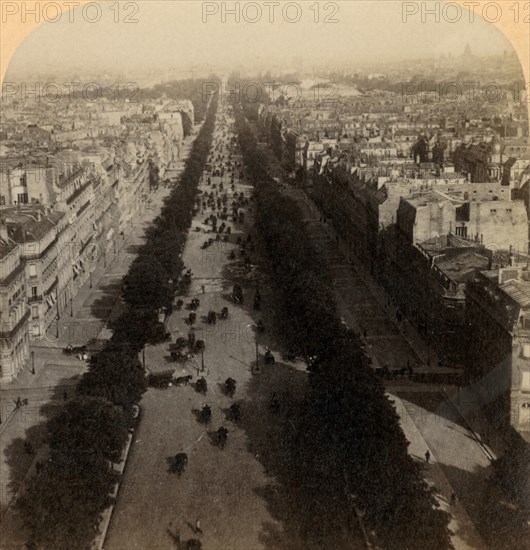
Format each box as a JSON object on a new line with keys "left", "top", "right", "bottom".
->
{"left": 455, "top": 226, "right": 468, "bottom": 238}
{"left": 31, "top": 305, "right": 39, "bottom": 319}
{"left": 490, "top": 209, "right": 496, "bottom": 213}
{"left": 31, "top": 286, "right": 37, "bottom": 297}
{"left": 29, "top": 264, "right": 37, "bottom": 277}
{"left": 17, "top": 193, "right": 29, "bottom": 204}
{"left": 522, "top": 371, "right": 530, "bottom": 391}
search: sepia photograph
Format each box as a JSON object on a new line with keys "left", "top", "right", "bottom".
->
{"left": 0, "top": 1, "right": 529, "bottom": 549}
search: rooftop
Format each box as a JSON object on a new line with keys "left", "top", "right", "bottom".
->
{"left": 479, "top": 269, "right": 530, "bottom": 308}
{"left": 435, "top": 250, "right": 491, "bottom": 284}
{"left": 0, "top": 241, "right": 17, "bottom": 261}
{"left": 501, "top": 279, "right": 530, "bottom": 308}
{"left": 0, "top": 206, "right": 64, "bottom": 243}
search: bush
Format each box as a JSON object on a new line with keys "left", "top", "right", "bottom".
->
{"left": 76, "top": 345, "right": 147, "bottom": 415}
{"left": 48, "top": 396, "right": 129, "bottom": 463}
{"left": 122, "top": 257, "right": 171, "bottom": 311}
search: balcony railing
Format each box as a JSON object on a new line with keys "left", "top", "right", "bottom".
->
{"left": 0, "top": 309, "right": 30, "bottom": 338}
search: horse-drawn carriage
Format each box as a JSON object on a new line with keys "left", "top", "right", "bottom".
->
{"left": 199, "top": 404, "right": 211, "bottom": 424}
{"left": 195, "top": 377, "right": 208, "bottom": 394}
{"left": 207, "top": 310, "right": 217, "bottom": 324}
{"left": 264, "top": 349, "right": 275, "bottom": 365}
{"left": 147, "top": 370, "right": 175, "bottom": 389}
{"left": 217, "top": 426, "right": 229, "bottom": 449}
{"left": 224, "top": 377, "right": 236, "bottom": 398}
{"left": 171, "top": 453, "right": 188, "bottom": 477}
{"left": 229, "top": 403, "right": 241, "bottom": 422}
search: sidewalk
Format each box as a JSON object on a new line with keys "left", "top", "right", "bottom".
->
{"left": 292, "top": 187, "right": 440, "bottom": 368}
{"left": 391, "top": 393, "right": 486, "bottom": 550}
{"left": 318, "top": 210, "right": 440, "bottom": 368}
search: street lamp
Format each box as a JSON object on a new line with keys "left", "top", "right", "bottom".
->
{"left": 70, "top": 295, "right": 73, "bottom": 317}
{"left": 89, "top": 269, "right": 93, "bottom": 289}
{"left": 56, "top": 298, "right": 60, "bottom": 339}
{"left": 31, "top": 351, "right": 35, "bottom": 375}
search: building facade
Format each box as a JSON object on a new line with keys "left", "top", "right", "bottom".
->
{"left": 466, "top": 268, "right": 530, "bottom": 436}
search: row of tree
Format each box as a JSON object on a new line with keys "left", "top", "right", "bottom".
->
{"left": 235, "top": 111, "right": 452, "bottom": 550}
{"left": 16, "top": 89, "right": 219, "bottom": 550}
{"left": 142, "top": 77, "right": 218, "bottom": 125}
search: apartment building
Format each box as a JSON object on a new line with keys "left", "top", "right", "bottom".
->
{"left": 467, "top": 267, "right": 530, "bottom": 436}
{"left": 0, "top": 226, "right": 29, "bottom": 383}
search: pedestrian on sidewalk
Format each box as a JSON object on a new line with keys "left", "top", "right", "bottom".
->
{"left": 425, "top": 450, "right": 430, "bottom": 463}
{"left": 450, "top": 492, "right": 457, "bottom": 506}
{"left": 194, "top": 518, "right": 202, "bottom": 535}
{"left": 201, "top": 284, "right": 205, "bottom": 294}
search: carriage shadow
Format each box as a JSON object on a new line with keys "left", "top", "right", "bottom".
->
{"left": 206, "top": 429, "right": 225, "bottom": 448}
{"left": 190, "top": 408, "right": 211, "bottom": 426}
{"left": 220, "top": 292, "right": 236, "bottom": 304}
{"left": 222, "top": 406, "right": 238, "bottom": 423}
{"left": 165, "top": 456, "right": 176, "bottom": 474}
{"left": 165, "top": 528, "right": 182, "bottom": 549}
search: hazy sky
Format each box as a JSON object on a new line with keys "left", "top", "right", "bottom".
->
{"left": 5, "top": 1, "right": 517, "bottom": 77}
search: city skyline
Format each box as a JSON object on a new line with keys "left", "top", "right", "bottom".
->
{"left": 3, "top": 1, "right": 522, "bottom": 80}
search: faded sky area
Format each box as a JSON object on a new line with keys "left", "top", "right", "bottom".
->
{"left": 4, "top": 0, "right": 519, "bottom": 78}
